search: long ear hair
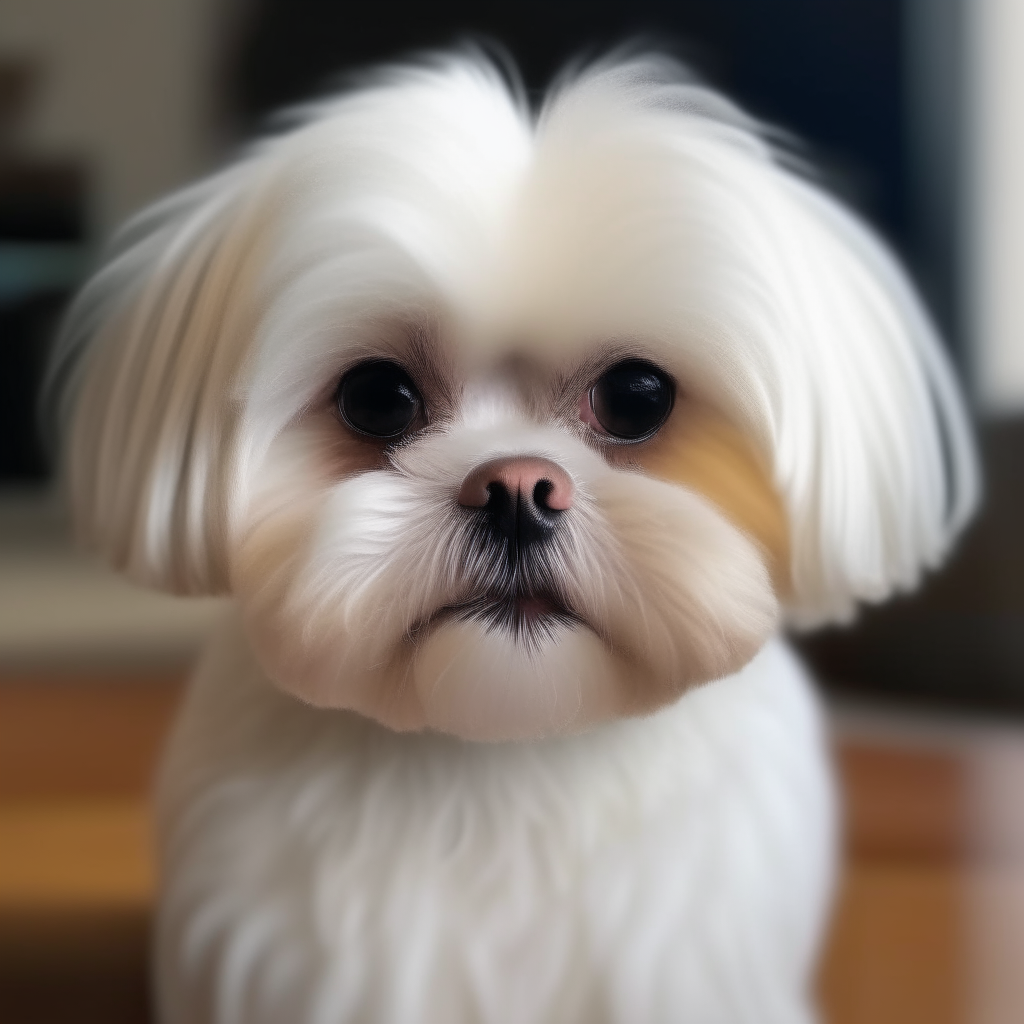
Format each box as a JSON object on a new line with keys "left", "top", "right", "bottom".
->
{"left": 544, "top": 56, "right": 980, "bottom": 626}
{"left": 46, "top": 51, "right": 522, "bottom": 598}
{"left": 771, "top": 178, "right": 978, "bottom": 625}
{"left": 766, "top": 178, "right": 979, "bottom": 625}
{"left": 46, "top": 50, "right": 525, "bottom": 598}
{"left": 47, "top": 159, "right": 276, "bottom": 595}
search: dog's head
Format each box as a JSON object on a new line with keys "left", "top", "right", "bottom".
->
{"left": 53, "top": 53, "right": 977, "bottom": 740}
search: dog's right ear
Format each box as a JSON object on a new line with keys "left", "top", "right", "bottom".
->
{"left": 48, "top": 160, "right": 274, "bottom": 595}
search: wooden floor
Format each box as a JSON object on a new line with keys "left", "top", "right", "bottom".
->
{"left": 2, "top": 677, "right": 1022, "bottom": 1024}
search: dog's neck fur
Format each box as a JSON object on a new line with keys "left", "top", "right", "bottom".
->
{"left": 154, "top": 612, "right": 836, "bottom": 1024}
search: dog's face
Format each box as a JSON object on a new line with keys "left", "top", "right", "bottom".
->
{"left": 56, "top": 55, "right": 976, "bottom": 740}
{"left": 235, "top": 329, "right": 783, "bottom": 739}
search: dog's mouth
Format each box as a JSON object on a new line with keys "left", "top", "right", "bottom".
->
{"left": 408, "top": 589, "right": 583, "bottom": 644}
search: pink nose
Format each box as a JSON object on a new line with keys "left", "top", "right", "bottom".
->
{"left": 458, "top": 456, "right": 574, "bottom": 512}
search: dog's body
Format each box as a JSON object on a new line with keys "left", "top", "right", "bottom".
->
{"left": 158, "top": 619, "right": 833, "bottom": 1024}
{"left": 53, "top": 51, "right": 976, "bottom": 1024}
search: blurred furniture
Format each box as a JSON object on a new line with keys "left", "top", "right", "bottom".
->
{"left": 0, "top": 493, "right": 224, "bottom": 674}
{"left": 0, "top": 57, "right": 87, "bottom": 483}
{"left": 0, "top": 677, "right": 175, "bottom": 1024}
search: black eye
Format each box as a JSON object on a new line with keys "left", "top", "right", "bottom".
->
{"left": 336, "top": 360, "right": 423, "bottom": 438}
{"left": 588, "top": 359, "right": 675, "bottom": 441}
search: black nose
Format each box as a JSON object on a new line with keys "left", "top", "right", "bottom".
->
{"left": 476, "top": 478, "right": 566, "bottom": 550}
{"left": 458, "top": 457, "right": 574, "bottom": 553}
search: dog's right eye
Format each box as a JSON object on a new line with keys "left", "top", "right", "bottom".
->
{"left": 336, "top": 360, "right": 423, "bottom": 438}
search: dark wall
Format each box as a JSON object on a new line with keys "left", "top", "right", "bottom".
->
{"left": 232, "top": 0, "right": 910, "bottom": 251}
{"left": 0, "top": 60, "right": 86, "bottom": 482}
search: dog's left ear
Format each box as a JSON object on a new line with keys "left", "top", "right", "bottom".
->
{"left": 543, "top": 58, "right": 980, "bottom": 627}
{"left": 48, "top": 161, "right": 272, "bottom": 595}
{"left": 744, "top": 166, "right": 981, "bottom": 627}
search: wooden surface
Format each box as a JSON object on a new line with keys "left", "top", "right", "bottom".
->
{"left": 0, "top": 677, "right": 180, "bottom": 1024}
{"left": 1, "top": 677, "right": 1015, "bottom": 1024}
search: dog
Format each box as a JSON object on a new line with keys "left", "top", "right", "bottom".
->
{"left": 51, "top": 50, "right": 977, "bottom": 1023}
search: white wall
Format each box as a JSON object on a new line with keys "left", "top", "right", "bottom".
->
{"left": 0, "top": 0, "right": 234, "bottom": 236}
{"left": 968, "top": 0, "right": 1024, "bottom": 412}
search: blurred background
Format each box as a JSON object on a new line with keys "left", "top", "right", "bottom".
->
{"left": 2, "top": 1, "right": 1024, "bottom": 1022}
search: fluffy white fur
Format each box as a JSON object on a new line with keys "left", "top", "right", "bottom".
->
{"left": 53, "top": 51, "right": 976, "bottom": 1023}
{"left": 159, "top": 621, "right": 832, "bottom": 1024}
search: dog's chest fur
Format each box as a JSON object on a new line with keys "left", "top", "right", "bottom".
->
{"left": 155, "top": 615, "right": 834, "bottom": 1024}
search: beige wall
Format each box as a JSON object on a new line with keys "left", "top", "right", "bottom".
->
{"left": 0, "top": 0, "right": 235, "bottom": 236}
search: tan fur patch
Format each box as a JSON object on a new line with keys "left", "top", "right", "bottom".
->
{"left": 633, "top": 402, "right": 791, "bottom": 594}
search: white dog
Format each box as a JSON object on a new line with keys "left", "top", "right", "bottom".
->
{"left": 53, "top": 51, "right": 976, "bottom": 1024}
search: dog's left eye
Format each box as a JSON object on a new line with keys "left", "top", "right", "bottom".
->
{"left": 584, "top": 359, "right": 675, "bottom": 441}
{"left": 336, "top": 360, "right": 423, "bottom": 438}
